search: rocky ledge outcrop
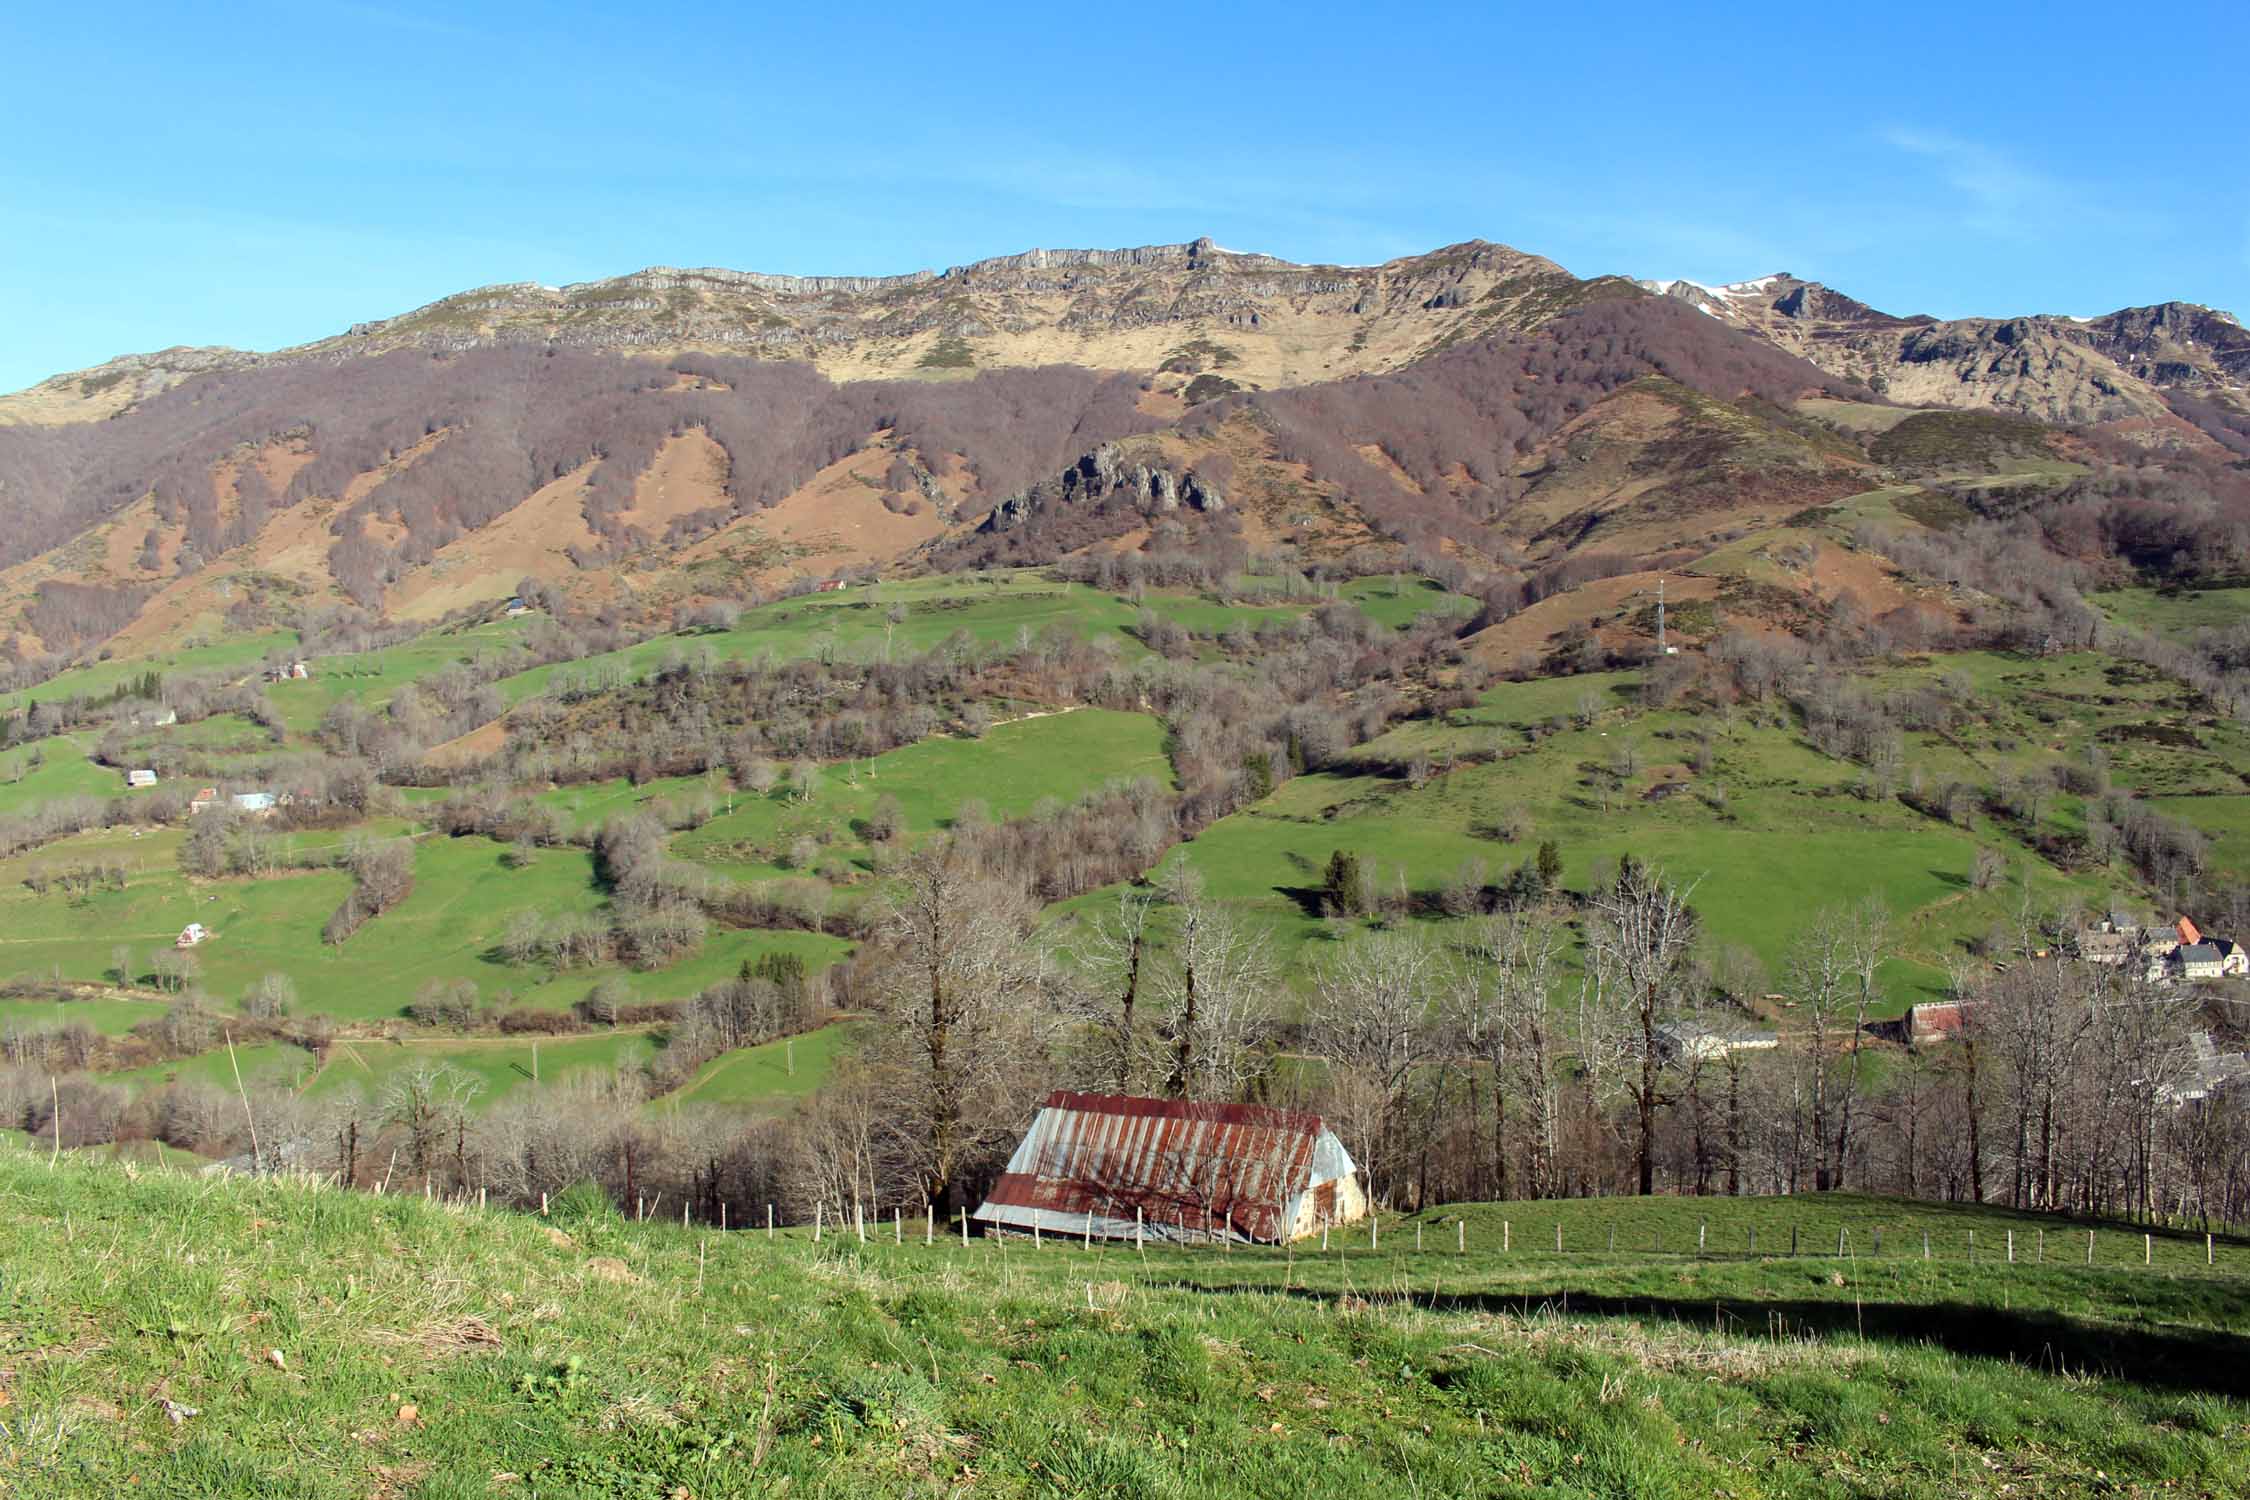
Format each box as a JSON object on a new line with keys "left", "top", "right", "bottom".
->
{"left": 981, "top": 443, "right": 1224, "bottom": 532}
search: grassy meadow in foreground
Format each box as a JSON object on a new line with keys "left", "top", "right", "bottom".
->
{"left": 2, "top": 1156, "right": 2245, "bottom": 1498}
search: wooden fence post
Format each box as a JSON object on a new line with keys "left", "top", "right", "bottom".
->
{"left": 1416, "top": 1222, "right": 1422, "bottom": 1252}
{"left": 1699, "top": 1221, "right": 1706, "bottom": 1256}
{"left": 926, "top": 1205, "right": 933, "bottom": 1245}
{"left": 1136, "top": 1206, "right": 1144, "bottom": 1251}
{"left": 2145, "top": 1232, "right": 2152, "bottom": 1265}
{"left": 1502, "top": 1219, "right": 1510, "bottom": 1252}
{"left": 1034, "top": 1219, "right": 1041, "bottom": 1248}
{"left": 855, "top": 1203, "right": 865, "bottom": 1244}
{"left": 1084, "top": 1210, "right": 1092, "bottom": 1249}
{"left": 894, "top": 1207, "right": 901, "bottom": 1244}
{"left": 2036, "top": 1229, "right": 2043, "bottom": 1263}
{"left": 1923, "top": 1229, "right": 1929, "bottom": 1261}
{"left": 2006, "top": 1230, "right": 2014, "bottom": 1264}
{"left": 814, "top": 1203, "right": 823, "bottom": 1243}
{"left": 540, "top": 1192, "right": 548, "bottom": 1216}
{"left": 1371, "top": 1215, "right": 1378, "bottom": 1252}
{"left": 1791, "top": 1226, "right": 1799, "bottom": 1257}
{"left": 2208, "top": 1233, "right": 2214, "bottom": 1266}
{"left": 1557, "top": 1222, "right": 1564, "bottom": 1253}
{"left": 1750, "top": 1226, "right": 1757, "bottom": 1255}
{"left": 1459, "top": 1220, "right": 1466, "bottom": 1254}
{"left": 2086, "top": 1229, "right": 2094, "bottom": 1264}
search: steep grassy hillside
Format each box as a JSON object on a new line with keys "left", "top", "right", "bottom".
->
{"left": 3, "top": 1155, "right": 2245, "bottom": 1497}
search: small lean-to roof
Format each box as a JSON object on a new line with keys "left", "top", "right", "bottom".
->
{"left": 1911, "top": 1000, "right": 1974, "bottom": 1034}
{"left": 977, "top": 1091, "right": 1355, "bottom": 1243}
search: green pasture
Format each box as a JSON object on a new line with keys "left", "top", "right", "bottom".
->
{"left": 0, "top": 993, "right": 169, "bottom": 1038}
{"left": 0, "top": 830, "right": 850, "bottom": 1024}
{"left": 1337, "top": 574, "right": 1479, "bottom": 628}
{"left": 295, "top": 1030, "right": 659, "bottom": 1106}
{"left": 1872, "top": 649, "right": 2250, "bottom": 800}
{"left": 674, "top": 708, "right": 1171, "bottom": 875}
{"left": 1139, "top": 576, "right": 1474, "bottom": 636}
{"left": 531, "top": 773, "right": 724, "bottom": 834}
{"left": 2148, "top": 794, "right": 2250, "bottom": 884}
{"left": 0, "top": 734, "right": 117, "bottom": 813}
{"left": 2094, "top": 585, "right": 2250, "bottom": 641}
{"left": 1109, "top": 703, "right": 2134, "bottom": 1003}
{"left": 1135, "top": 593, "right": 1308, "bottom": 635}
{"left": 494, "top": 575, "right": 1148, "bottom": 705}
{"left": 102, "top": 1040, "right": 307, "bottom": 1095}
{"left": 1340, "top": 670, "right": 1642, "bottom": 765}
{"left": 653, "top": 1021, "right": 857, "bottom": 1113}
{"left": 264, "top": 615, "right": 543, "bottom": 732}
{"left": 7, "top": 1157, "right": 2246, "bottom": 1499}
{"left": 0, "top": 629, "right": 295, "bottom": 716}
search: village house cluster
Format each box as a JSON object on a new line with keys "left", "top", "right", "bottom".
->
{"left": 2075, "top": 910, "right": 2248, "bottom": 984}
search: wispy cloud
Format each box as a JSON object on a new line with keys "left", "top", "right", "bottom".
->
{"left": 1878, "top": 127, "right": 2110, "bottom": 241}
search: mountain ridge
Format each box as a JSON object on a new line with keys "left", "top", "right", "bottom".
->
{"left": 8, "top": 236, "right": 2243, "bottom": 443}
{"left": 0, "top": 233, "right": 2244, "bottom": 669}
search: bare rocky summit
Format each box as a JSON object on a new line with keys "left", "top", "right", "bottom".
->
{"left": 1637, "top": 274, "right": 2250, "bottom": 436}
{"left": 10, "top": 238, "right": 2241, "bottom": 447}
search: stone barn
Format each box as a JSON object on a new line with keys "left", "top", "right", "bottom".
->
{"left": 974, "top": 1091, "right": 1365, "bottom": 1244}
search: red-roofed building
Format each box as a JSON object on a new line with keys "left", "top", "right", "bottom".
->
{"left": 2179, "top": 915, "right": 2204, "bottom": 946}
{"left": 974, "top": 1091, "right": 1365, "bottom": 1244}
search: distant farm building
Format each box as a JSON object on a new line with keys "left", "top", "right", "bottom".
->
{"left": 175, "top": 922, "right": 209, "bottom": 949}
{"left": 188, "top": 787, "right": 218, "bottom": 813}
{"left": 1872, "top": 1000, "right": 1979, "bottom": 1046}
{"left": 2178, "top": 942, "right": 2227, "bottom": 982}
{"left": 2074, "top": 929, "right": 2134, "bottom": 965}
{"left": 504, "top": 596, "right": 530, "bottom": 616}
{"left": 230, "top": 791, "right": 278, "bottom": 815}
{"left": 813, "top": 579, "right": 848, "bottom": 593}
{"left": 264, "top": 661, "right": 311, "bottom": 683}
{"left": 1654, "top": 1019, "right": 1778, "bottom": 1063}
{"left": 2167, "top": 1033, "right": 2250, "bottom": 1105}
{"left": 974, "top": 1091, "right": 1365, "bottom": 1245}
{"left": 125, "top": 768, "right": 158, "bottom": 789}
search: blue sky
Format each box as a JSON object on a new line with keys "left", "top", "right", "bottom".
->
{"left": 2, "top": 2, "right": 2244, "bottom": 393}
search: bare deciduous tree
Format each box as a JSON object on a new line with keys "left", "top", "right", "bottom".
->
{"left": 1155, "top": 868, "right": 1276, "bottom": 1102}
{"left": 1585, "top": 859, "right": 1700, "bottom": 1196}
{"left": 864, "top": 840, "right": 1054, "bottom": 1213}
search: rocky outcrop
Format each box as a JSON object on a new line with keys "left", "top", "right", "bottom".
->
{"left": 980, "top": 443, "right": 1222, "bottom": 533}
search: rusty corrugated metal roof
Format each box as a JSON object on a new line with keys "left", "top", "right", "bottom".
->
{"left": 976, "top": 1090, "right": 1354, "bottom": 1243}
